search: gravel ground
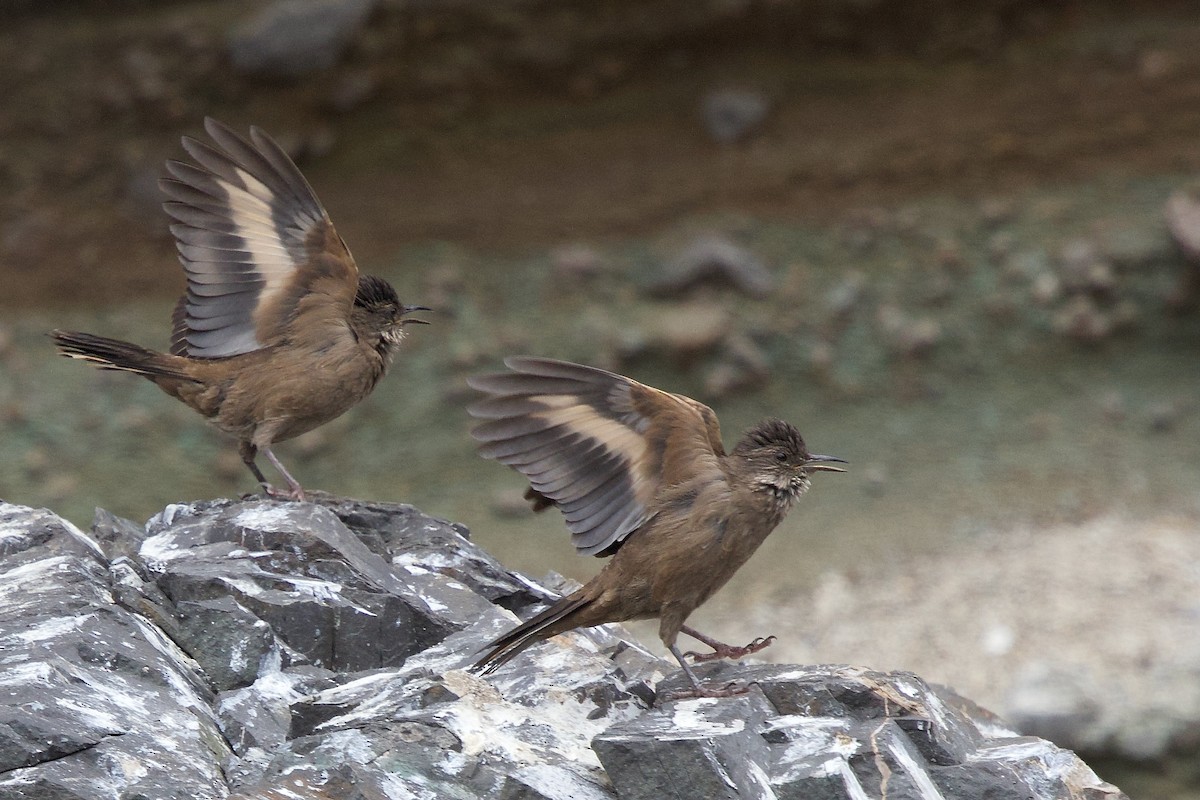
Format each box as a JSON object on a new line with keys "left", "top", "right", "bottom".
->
{"left": 698, "top": 513, "right": 1200, "bottom": 767}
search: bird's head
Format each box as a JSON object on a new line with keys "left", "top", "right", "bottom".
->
{"left": 733, "top": 418, "right": 845, "bottom": 506}
{"left": 353, "top": 275, "right": 430, "bottom": 356}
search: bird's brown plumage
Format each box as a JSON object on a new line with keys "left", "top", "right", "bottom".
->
{"left": 467, "top": 357, "right": 844, "bottom": 695}
{"left": 52, "top": 117, "right": 428, "bottom": 498}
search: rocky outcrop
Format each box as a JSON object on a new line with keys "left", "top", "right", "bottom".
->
{"left": 0, "top": 497, "right": 1127, "bottom": 799}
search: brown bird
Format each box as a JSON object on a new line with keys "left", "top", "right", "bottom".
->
{"left": 51, "top": 117, "right": 428, "bottom": 499}
{"left": 467, "top": 357, "right": 844, "bottom": 696}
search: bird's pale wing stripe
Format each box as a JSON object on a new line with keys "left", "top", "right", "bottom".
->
{"left": 468, "top": 394, "right": 579, "bottom": 419}
{"left": 467, "top": 373, "right": 597, "bottom": 399}
{"left": 470, "top": 357, "right": 679, "bottom": 556}
{"left": 163, "top": 119, "right": 355, "bottom": 358}
{"left": 471, "top": 403, "right": 609, "bottom": 442}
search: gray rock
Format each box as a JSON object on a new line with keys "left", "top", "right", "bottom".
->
{"left": 0, "top": 502, "right": 229, "bottom": 799}
{"left": 593, "top": 690, "right": 778, "bottom": 800}
{"left": 1164, "top": 185, "right": 1200, "bottom": 264}
{"left": 701, "top": 89, "right": 771, "bottom": 144}
{"left": 650, "top": 235, "right": 775, "bottom": 299}
{"left": 0, "top": 499, "right": 1128, "bottom": 799}
{"left": 619, "top": 302, "right": 733, "bottom": 364}
{"left": 228, "top": 0, "right": 376, "bottom": 79}
{"left": 139, "top": 499, "right": 480, "bottom": 681}
{"left": 647, "top": 663, "right": 1125, "bottom": 800}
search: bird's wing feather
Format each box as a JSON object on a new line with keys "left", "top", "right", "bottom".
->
{"left": 160, "top": 117, "right": 358, "bottom": 358}
{"left": 468, "top": 357, "right": 726, "bottom": 557}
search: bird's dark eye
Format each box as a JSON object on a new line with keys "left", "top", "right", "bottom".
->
{"left": 774, "top": 449, "right": 788, "bottom": 462}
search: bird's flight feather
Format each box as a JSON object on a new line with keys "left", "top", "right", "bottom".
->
{"left": 159, "top": 117, "right": 358, "bottom": 358}
{"left": 468, "top": 357, "right": 726, "bottom": 556}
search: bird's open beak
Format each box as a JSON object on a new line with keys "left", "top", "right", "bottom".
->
{"left": 401, "top": 305, "right": 432, "bottom": 324}
{"left": 805, "top": 454, "right": 847, "bottom": 473}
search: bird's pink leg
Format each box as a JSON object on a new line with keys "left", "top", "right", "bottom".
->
{"left": 657, "top": 644, "right": 751, "bottom": 700}
{"left": 261, "top": 446, "right": 307, "bottom": 501}
{"left": 680, "top": 624, "right": 776, "bottom": 663}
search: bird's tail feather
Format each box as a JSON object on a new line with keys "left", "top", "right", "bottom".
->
{"left": 472, "top": 593, "right": 592, "bottom": 675}
{"left": 51, "top": 330, "right": 194, "bottom": 382}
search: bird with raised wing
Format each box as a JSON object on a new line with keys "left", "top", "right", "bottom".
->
{"left": 467, "top": 357, "right": 844, "bottom": 696}
{"left": 52, "top": 118, "right": 428, "bottom": 499}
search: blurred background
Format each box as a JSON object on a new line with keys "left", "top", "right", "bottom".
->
{"left": 2, "top": 1, "right": 1199, "bottom": 795}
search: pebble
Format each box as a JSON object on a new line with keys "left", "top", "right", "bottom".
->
{"left": 123, "top": 46, "right": 167, "bottom": 103}
{"left": 1051, "top": 295, "right": 1112, "bottom": 344}
{"left": 550, "top": 244, "right": 607, "bottom": 282}
{"left": 1164, "top": 186, "right": 1200, "bottom": 263}
{"left": 934, "top": 239, "right": 966, "bottom": 273}
{"left": 899, "top": 318, "right": 942, "bottom": 357}
{"left": 227, "top": 0, "right": 377, "bottom": 79}
{"left": 724, "top": 332, "right": 769, "bottom": 377}
{"left": 807, "top": 340, "right": 837, "bottom": 388}
{"left": 877, "top": 304, "right": 941, "bottom": 358}
{"left": 1098, "top": 391, "right": 1126, "bottom": 423}
{"left": 1024, "top": 411, "right": 1059, "bottom": 442}
{"left": 23, "top": 447, "right": 49, "bottom": 478}
{"left": 919, "top": 270, "right": 955, "bottom": 306}
{"left": 980, "top": 197, "right": 1016, "bottom": 227}
{"left": 987, "top": 231, "right": 1016, "bottom": 264}
{"left": 703, "top": 333, "right": 770, "bottom": 398}
{"left": 982, "top": 292, "right": 1017, "bottom": 321}
{"left": 980, "top": 623, "right": 1016, "bottom": 657}
{"left": 1110, "top": 300, "right": 1140, "bottom": 333}
{"left": 329, "top": 69, "right": 378, "bottom": 112}
{"left": 1030, "top": 272, "right": 1062, "bottom": 306}
{"left": 1145, "top": 401, "right": 1179, "bottom": 434}
{"left": 861, "top": 463, "right": 888, "bottom": 497}
{"left": 630, "top": 303, "right": 732, "bottom": 360}
{"left": 114, "top": 407, "right": 153, "bottom": 433}
{"left": 700, "top": 88, "right": 770, "bottom": 144}
{"left": 42, "top": 473, "right": 78, "bottom": 502}
{"left": 1139, "top": 49, "right": 1175, "bottom": 80}
{"left": 422, "top": 263, "right": 465, "bottom": 308}
{"left": 1082, "top": 261, "right": 1118, "bottom": 298}
{"left": 824, "top": 271, "right": 866, "bottom": 318}
{"left": 702, "top": 362, "right": 747, "bottom": 399}
{"left": 1058, "top": 237, "right": 1117, "bottom": 295}
{"left": 649, "top": 235, "right": 774, "bottom": 299}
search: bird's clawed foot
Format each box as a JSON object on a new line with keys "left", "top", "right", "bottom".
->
{"left": 660, "top": 681, "right": 751, "bottom": 701}
{"left": 684, "top": 634, "right": 776, "bottom": 663}
{"left": 259, "top": 482, "right": 307, "bottom": 502}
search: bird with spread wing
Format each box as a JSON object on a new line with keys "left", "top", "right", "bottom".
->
{"left": 467, "top": 357, "right": 844, "bottom": 696}
{"left": 52, "top": 118, "right": 428, "bottom": 499}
